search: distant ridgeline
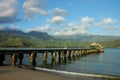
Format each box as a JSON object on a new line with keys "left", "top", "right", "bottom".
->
{"left": 0, "top": 30, "right": 120, "bottom": 48}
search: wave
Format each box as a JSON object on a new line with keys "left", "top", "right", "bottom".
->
{"left": 35, "top": 67, "right": 120, "bottom": 79}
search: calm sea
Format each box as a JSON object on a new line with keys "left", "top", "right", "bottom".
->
{"left": 4, "top": 48, "right": 120, "bottom": 79}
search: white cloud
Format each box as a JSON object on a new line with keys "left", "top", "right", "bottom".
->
{"left": 54, "top": 29, "right": 88, "bottom": 36}
{"left": 102, "top": 17, "right": 117, "bottom": 25}
{"left": 49, "top": 8, "right": 68, "bottom": 24}
{"left": 81, "top": 16, "right": 94, "bottom": 23}
{"left": 104, "top": 26, "right": 120, "bottom": 32}
{"left": 68, "top": 22, "right": 90, "bottom": 30}
{"left": 23, "top": 0, "right": 47, "bottom": 20}
{"left": 0, "top": 0, "right": 17, "bottom": 17}
{"left": 26, "top": 24, "right": 59, "bottom": 32}
{"left": 51, "top": 16, "right": 65, "bottom": 24}
{"left": 0, "top": 26, "right": 5, "bottom": 30}
{"left": 53, "top": 22, "right": 90, "bottom": 35}
{"left": 0, "top": 0, "right": 19, "bottom": 23}
{"left": 33, "top": 24, "right": 51, "bottom": 32}
{"left": 95, "top": 17, "right": 118, "bottom": 26}
{"left": 52, "top": 8, "right": 68, "bottom": 16}
{"left": 0, "top": 25, "right": 20, "bottom": 30}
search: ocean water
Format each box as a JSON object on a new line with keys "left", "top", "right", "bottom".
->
{"left": 4, "top": 48, "right": 120, "bottom": 79}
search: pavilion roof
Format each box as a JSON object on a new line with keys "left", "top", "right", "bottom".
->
{"left": 89, "top": 42, "right": 103, "bottom": 48}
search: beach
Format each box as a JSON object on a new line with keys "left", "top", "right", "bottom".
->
{"left": 0, "top": 65, "right": 120, "bottom": 80}
{"left": 0, "top": 65, "right": 79, "bottom": 80}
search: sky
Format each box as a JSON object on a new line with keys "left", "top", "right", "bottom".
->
{"left": 0, "top": 0, "right": 120, "bottom": 36}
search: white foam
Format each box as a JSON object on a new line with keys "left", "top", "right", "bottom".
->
{"left": 35, "top": 67, "right": 120, "bottom": 79}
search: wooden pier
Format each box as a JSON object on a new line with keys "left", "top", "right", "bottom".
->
{"left": 0, "top": 48, "right": 101, "bottom": 67}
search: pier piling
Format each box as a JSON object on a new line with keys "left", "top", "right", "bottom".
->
{"left": 11, "top": 53, "right": 18, "bottom": 66}
{"left": 0, "top": 54, "right": 5, "bottom": 65}
{"left": 29, "top": 52, "right": 36, "bottom": 66}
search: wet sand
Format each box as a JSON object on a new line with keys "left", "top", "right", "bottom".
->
{"left": 0, "top": 65, "right": 120, "bottom": 80}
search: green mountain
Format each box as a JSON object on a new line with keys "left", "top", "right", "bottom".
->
{"left": 0, "top": 30, "right": 120, "bottom": 48}
{"left": 0, "top": 30, "right": 53, "bottom": 47}
{"left": 54, "top": 34, "right": 120, "bottom": 42}
{"left": 0, "top": 30, "right": 53, "bottom": 40}
{"left": 28, "top": 31, "right": 52, "bottom": 40}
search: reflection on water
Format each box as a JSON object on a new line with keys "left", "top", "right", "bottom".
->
{"left": 39, "top": 52, "right": 102, "bottom": 69}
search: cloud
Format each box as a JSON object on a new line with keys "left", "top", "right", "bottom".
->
{"left": 95, "top": 17, "right": 118, "bottom": 26}
{"left": 0, "top": 0, "right": 20, "bottom": 23}
{"left": 54, "top": 29, "right": 88, "bottom": 36}
{"left": 32, "top": 24, "right": 51, "bottom": 32}
{"left": 23, "top": 0, "right": 47, "bottom": 20}
{"left": 68, "top": 22, "right": 90, "bottom": 30}
{"left": 102, "top": 17, "right": 117, "bottom": 25}
{"left": 51, "top": 16, "right": 94, "bottom": 35}
{"left": 81, "top": 16, "right": 94, "bottom": 23}
{"left": 26, "top": 24, "right": 59, "bottom": 32}
{"left": 51, "top": 16, "right": 65, "bottom": 24}
{"left": 104, "top": 26, "right": 120, "bottom": 32}
{"left": 0, "top": 25, "right": 20, "bottom": 31}
{"left": 53, "top": 22, "right": 90, "bottom": 35}
{"left": 49, "top": 8, "right": 68, "bottom": 24}
{"left": 52, "top": 8, "right": 68, "bottom": 16}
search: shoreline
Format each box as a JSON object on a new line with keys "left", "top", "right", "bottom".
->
{"left": 0, "top": 65, "right": 120, "bottom": 80}
{"left": 35, "top": 67, "right": 120, "bottom": 79}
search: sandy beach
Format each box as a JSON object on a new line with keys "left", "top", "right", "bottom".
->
{"left": 0, "top": 65, "right": 120, "bottom": 80}
{"left": 0, "top": 65, "right": 80, "bottom": 80}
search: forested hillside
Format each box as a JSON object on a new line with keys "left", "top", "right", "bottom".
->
{"left": 54, "top": 35, "right": 120, "bottom": 42}
{"left": 0, "top": 30, "right": 120, "bottom": 48}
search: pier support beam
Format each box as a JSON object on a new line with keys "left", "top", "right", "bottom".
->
{"left": 87, "top": 50, "right": 89, "bottom": 54}
{"left": 58, "top": 51, "right": 64, "bottom": 59}
{"left": 82, "top": 50, "right": 84, "bottom": 55}
{"left": 42, "top": 52, "right": 47, "bottom": 61}
{"left": 51, "top": 51, "right": 56, "bottom": 60}
{"left": 58, "top": 51, "right": 64, "bottom": 64}
{"left": 75, "top": 50, "right": 79, "bottom": 57}
{"left": 71, "top": 50, "right": 74, "bottom": 57}
{"left": 0, "top": 54, "right": 5, "bottom": 65}
{"left": 29, "top": 52, "right": 36, "bottom": 66}
{"left": 11, "top": 53, "right": 18, "bottom": 66}
{"left": 71, "top": 50, "right": 75, "bottom": 60}
{"left": 79, "top": 50, "right": 82, "bottom": 56}
{"left": 85, "top": 50, "right": 87, "bottom": 54}
{"left": 66, "top": 50, "right": 70, "bottom": 58}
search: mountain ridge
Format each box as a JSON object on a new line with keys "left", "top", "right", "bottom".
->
{"left": 0, "top": 30, "right": 120, "bottom": 48}
{"left": 53, "top": 34, "right": 120, "bottom": 42}
{"left": 0, "top": 29, "right": 120, "bottom": 42}
{"left": 0, "top": 30, "right": 53, "bottom": 40}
